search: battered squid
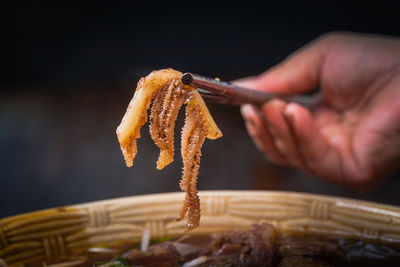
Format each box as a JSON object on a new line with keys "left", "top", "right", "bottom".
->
{"left": 176, "top": 103, "right": 208, "bottom": 230}
{"left": 149, "top": 79, "right": 186, "bottom": 169}
{"left": 116, "top": 69, "right": 222, "bottom": 231}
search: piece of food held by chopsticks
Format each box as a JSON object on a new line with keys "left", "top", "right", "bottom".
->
{"left": 116, "top": 69, "right": 222, "bottom": 231}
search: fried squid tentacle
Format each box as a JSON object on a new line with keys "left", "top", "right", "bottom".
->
{"left": 116, "top": 68, "right": 222, "bottom": 231}
{"left": 149, "top": 79, "right": 187, "bottom": 169}
{"left": 177, "top": 104, "right": 208, "bottom": 231}
{"left": 117, "top": 69, "right": 186, "bottom": 167}
{"left": 149, "top": 84, "right": 167, "bottom": 152}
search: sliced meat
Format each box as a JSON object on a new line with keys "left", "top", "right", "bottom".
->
{"left": 200, "top": 223, "right": 276, "bottom": 266}
{"left": 125, "top": 242, "right": 180, "bottom": 267}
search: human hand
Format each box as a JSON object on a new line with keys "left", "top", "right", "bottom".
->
{"left": 239, "top": 32, "right": 400, "bottom": 191}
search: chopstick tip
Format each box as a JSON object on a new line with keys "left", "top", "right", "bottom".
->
{"left": 181, "top": 73, "right": 193, "bottom": 85}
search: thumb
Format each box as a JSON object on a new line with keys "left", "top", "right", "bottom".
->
{"left": 236, "top": 37, "right": 328, "bottom": 94}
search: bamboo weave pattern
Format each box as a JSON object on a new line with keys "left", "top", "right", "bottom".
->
{"left": 1, "top": 191, "right": 400, "bottom": 266}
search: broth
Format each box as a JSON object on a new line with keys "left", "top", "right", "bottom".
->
{"left": 24, "top": 223, "right": 400, "bottom": 267}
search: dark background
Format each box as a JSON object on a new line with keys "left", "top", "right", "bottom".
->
{"left": 1, "top": 2, "right": 399, "bottom": 217}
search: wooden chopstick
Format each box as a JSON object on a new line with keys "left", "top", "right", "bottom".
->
{"left": 196, "top": 88, "right": 245, "bottom": 105}
{"left": 181, "top": 72, "right": 311, "bottom": 106}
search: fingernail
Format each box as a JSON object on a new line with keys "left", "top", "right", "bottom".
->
{"left": 240, "top": 104, "right": 252, "bottom": 118}
{"left": 283, "top": 104, "right": 296, "bottom": 123}
{"left": 268, "top": 99, "right": 285, "bottom": 107}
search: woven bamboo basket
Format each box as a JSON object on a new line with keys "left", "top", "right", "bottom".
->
{"left": 1, "top": 190, "right": 400, "bottom": 266}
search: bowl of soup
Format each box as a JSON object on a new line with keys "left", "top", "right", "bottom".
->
{"left": 1, "top": 190, "right": 400, "bottom": 266}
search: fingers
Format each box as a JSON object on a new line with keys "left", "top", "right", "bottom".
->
{"left": 235, "top": 37, "right": 328, "bottom": 95}
{"left": 261, "top": 100, "right": 310, "bottom": 171}
{"left": 241, "top": 104, "right": 289, "bottom": 165}
{"left": 283, "top": 103, "right": 322, "bottom": 170}
{"left": 241, "top": 99, "right": 343, "bottom": 183}
{"left": 283, "top": 102, "right": 342, "bottom": 182}
{"left": 241, "top": 100, "right": 314, "bottom": 171}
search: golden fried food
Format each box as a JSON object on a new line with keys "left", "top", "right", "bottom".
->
{"left": 176, "top": 103, "right": 208, "bottom": 230}
{"left": 116, "top": 69, "right": 222, "bottom": 231}
{"left": 149, "top": 79, "right": 186, "bottom": 169}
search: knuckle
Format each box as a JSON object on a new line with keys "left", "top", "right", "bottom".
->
{"left": 314, "top": 31, "right": 351, "bottom": 48}
{"left": 346, "top": 172, "right": 377, "bottom": 192}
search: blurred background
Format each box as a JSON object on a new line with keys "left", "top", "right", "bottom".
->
{"left": 1, "top": 2, "right": 399, "bottom": 217}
